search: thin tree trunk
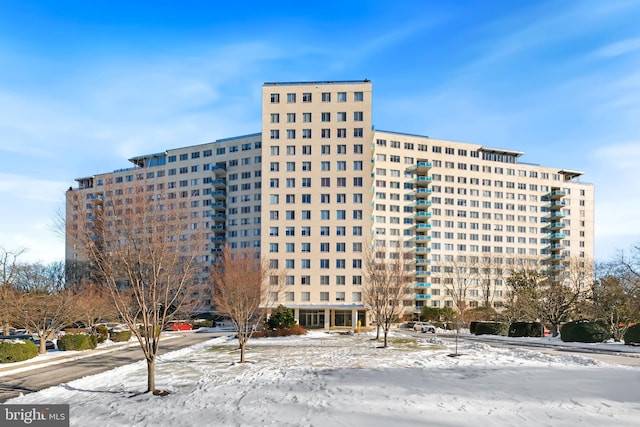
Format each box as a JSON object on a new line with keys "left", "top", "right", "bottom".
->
{"left": 147, "top": 358, "right": 156, "bottom": 393}
{"left": 375, "top": 324, "right": 380, "bottom": 340}
{"left": 240, "top": 341, "right": 246, "bottom": 363}
{"left": 383, "top": 329, "right": 388, "bottom": 348}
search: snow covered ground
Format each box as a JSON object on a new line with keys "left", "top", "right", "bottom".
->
{"left": 5, "top": 330, "right": 640, "bottom": 426}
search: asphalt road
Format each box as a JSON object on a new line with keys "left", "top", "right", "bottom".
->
{"left": 0, "top": 331, "right": 224, "bottom": 403}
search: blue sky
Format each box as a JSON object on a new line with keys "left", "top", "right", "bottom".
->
{"left": 1, "top": 0, "right": 639, "bottom": 263}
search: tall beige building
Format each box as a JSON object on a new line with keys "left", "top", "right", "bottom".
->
{"left": 66, "top": 80, "right": 594, "bottom": 328}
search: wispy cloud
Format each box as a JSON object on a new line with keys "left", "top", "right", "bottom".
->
{"left": 596, "top": 37, "right": 640, "bottom": 58}
{"left": 0, "top": 173, "right": 69, "bottom": 203}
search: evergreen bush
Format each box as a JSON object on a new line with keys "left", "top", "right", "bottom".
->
{"left": 57, "top": 333, "right": 98, "bottom": 351}
{"left": 110, "top": 330, "right": 132, "bottom": 342}
{"left": 254, "top": 325, "right": 306, "bottom": 338}
{"left": 509, "top": 322, "right": 543, "bottom": 337}
{"left": 95, "top": 325, "right": 109, "bottom": 343}
{"left": 623, "top": 324, "right": 640, "bottom": 345}
{"left": 474, "top": 322, "right": 508, "bottom": 336}
{"left": 267, "top": 305, "right": 297, "bottom": 330}
{"left": 0, "top": 339, "right": 39, "bottom": 363}
{"left": 560, "top": 320, "right": 611, "bottom": 343}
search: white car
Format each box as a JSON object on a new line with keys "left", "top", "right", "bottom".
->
{"left": 413, "top": 322, "right": 436, "bottom": 333}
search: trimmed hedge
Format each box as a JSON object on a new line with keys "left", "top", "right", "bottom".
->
{"left": 560, "top": 320, "right": 612, "bottom": 343}
{"left": 0, "top": 339, "right": 39, "bottom": 363}
{"left": 474, "top": 322, "right": 508, "bottom": 336}
{"left": 57, "top": 333, "right": 98, "bottom": 351}
{"left": 253, "top": 325, "right": 307, "bottom": 338}
{"left": 95, "top": 325, "right": 109, "bottom": 343}
{"left": 110, "top": 330, "right": 132, "bottom": 342}
{"left": 509, "top": 322, "right": 543, "bottom": 338}
{"left": 623, "top": 324, "right": 640, "bottom": 345}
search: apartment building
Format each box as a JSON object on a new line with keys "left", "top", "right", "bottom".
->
{"left": 66, "top": 80, "right": 594, "bottom": 328}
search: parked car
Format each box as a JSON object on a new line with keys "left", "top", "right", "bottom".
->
{"left": 413, "top": 322, "right": 436, "bottom": 333}
{"left": 0, "top": 334, "right": 56, "bottom": 350}
{"left": 164, "top": 321, "right": 193, "bottom": 331}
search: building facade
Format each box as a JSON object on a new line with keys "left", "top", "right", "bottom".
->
{"left": 66, "top": 80, "right": 595, "bottom": 328}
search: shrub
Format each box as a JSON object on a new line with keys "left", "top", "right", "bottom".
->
{"left": 95, "top": 325, "right": 109, "bottom": 343}
{"left": 509, "top": 322, "right": 543, "bottom": 337}
{"left": 560, "top": 320, "right": 612, "bottom": 343}
{"left": 57, "top": 333, "right": 98, "bottom": 351}
{"left": 110, "top": 330, "right": 132, "bottom": 342}
{"left": 254, "top": 325, "right": 306, "bottom": 338}
{"left": 139, "top": 325, "right": 161, "bottom": 338}
{"left": 474, "top": 322, "right": 508, "bottom": 336}
{"left": 267, "top": 305, "right": 297, "bottom": 330}
{"left": 0, "top": 339, "right": 39, "bottom": 363}
{"left": 623, "top": 324, "right": 640, "bottom": 345}
{"left": 469, "top": 321, "right": 479, "bottom": 334}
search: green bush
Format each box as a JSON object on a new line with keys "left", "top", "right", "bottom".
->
{"left": 474, "top": 322, "right": 508, "bottom": 336}
{"left": 95, "top": 325, "right": 109, "bottom": 343}
{"left": 110, "top": 330, "right": 132, "bottom": 342}
{"left": 267, "top": 305, "right": 297, "bottom": 330}
{"left": 57, "top": 333, "right": 98, "bottom": 351}
{"left": 623, "top": 324, "right": 640, "bottom": 345}
{"left": 0, "top": 339, "right": 39, "bottom": 363}
{"left": 469, "top": 321, "right": 479, "bottom": 334}
{"left": 509, "top": 322, "right": 543, "bottom": 337}
{"left": 560, "top": 320, "right": 612, "bottom": 343}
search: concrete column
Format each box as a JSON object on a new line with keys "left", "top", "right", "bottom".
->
{"left": 324, "top": 308, "right": 331, "bottom": 329}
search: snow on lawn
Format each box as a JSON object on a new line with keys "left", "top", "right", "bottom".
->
{"left": 7, "top": 331, "right": 640, "bottom": 427}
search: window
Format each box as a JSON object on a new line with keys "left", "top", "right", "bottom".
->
{"left": 354, "top": 91, "right": 363, "bottom": 101}
{"left": 337, "top": 92, "right": 346, "bottom": 102}
{"left": 303, "top": 112, "right": 311, "bottom": 122}
{"left": 270, "top": 113, "right": 279, "bottom": 123}
{"left": 270, "top": 93, "right": 280, "bottom": 103}
{"left": 302, "top": 92, "right": 312, "bottom": 102}
{"left": 354, "top": 111, "right": 363, "bottom": 121}
{"left": 322, "top": 92, "right": 331, "bottom": 102}
{"left": 322, "top": 112, "right": 331, "bottom": 122}
{"left": 337, "top": 112, "right": 347, "bottom": 122}
{"left": 287, "top": 93, "right": 296, "bottom": 103}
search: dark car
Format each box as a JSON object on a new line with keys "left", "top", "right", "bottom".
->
{"left": 0, "top": 334, "right": 56, "bottom": 350}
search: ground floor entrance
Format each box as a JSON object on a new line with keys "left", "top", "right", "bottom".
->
{"left": 296, "top": 308, "right": 367, "bottom": 329}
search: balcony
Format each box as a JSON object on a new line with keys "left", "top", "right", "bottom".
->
{"left": 415, "top": 270, "right": 430, "bottom": 277}
{"left": 415, "top": 212, "right": 432, "bottom": 222}
{"left": 414, "top": 294, "right": 431, "bottom": 300}
{"left": 413, "top": 176, "right": 433, "bottom": 187}
{"left": 413, "top": 188, "right": 432, "bottom": 199}
{"left": 212, "top": 164, "right": 227, "bottom": 176}
{"left": 212, "top": 179, "right": 227, "bottom": 189}
{"left": 210, "top": 236, "right": 225, "bottom": 243}
{"left": 413, "top": 200, "right": 432, "bottom": 209}
{"left": 544, "top": 211, "right": 566, "bottom": 221}
{"left": 414, "top": 246, "right": 431, "bottom": 253}
{"left": 548, "top": 233, "right": 566, "bottom": 241}
{"left": 414, "top": 235, "right": 432, "bottom": 241}
{"left": 414, "top": 282, "right": 431, "bottom": 288}
{"left": 212, "top": 190, "right": 226, "bottom": 200}
{"left": 544, "top": 200, "right": 566, "bottom": 210}
{"left": 213, "top": 201, "right": 226, "bottom": 212}
{"left": 544, "top": 190, "right": 566, "bottom": 200}
{"left": 415, "top": 258, "right": 431, "bottom": 266}
{"left": 406, "top": 161, "right": 432, "bottom": 174}
{"left": 415, "top": 223, "right": 431, "bottom": 231}
{"left": 544, "top": 243, "right": 565, "bottom": 251}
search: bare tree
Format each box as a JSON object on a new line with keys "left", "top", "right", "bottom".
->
{"left": 363, "top": 241, "right": 413, "bottom": 348}
{"left": 73, "top": 282, "right": 119, "bottom": 328}
{"left": 12, "top": 262, "right": 77, "bottom": 354}
{"left": 505, "top": 257, "right": 589, "bottom": 337}
{"left": 68, "top": 184, "right": 206, "bottom": 394}
{"left": 0, "top": 247, "right": 25, "bottom": 335}
{"left": 209, "top": 247, "right": 281, "bottom": 362}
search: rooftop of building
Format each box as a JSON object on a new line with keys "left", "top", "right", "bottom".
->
{"left": 263, "top": 79, "right": 371, "bottom": 86}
